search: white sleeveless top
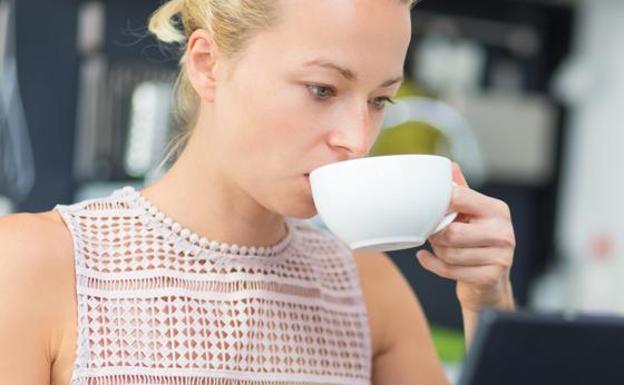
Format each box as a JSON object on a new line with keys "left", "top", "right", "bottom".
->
{"left": 55, "top": 186, "right": 372, "bottom": 385}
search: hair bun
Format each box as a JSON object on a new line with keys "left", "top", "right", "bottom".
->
{"left": 148, "top": 0, "right": 187, "bottom": 44}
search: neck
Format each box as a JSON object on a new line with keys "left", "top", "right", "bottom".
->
{"left": 140, "top": 128, "right": 288, "bottom": 248}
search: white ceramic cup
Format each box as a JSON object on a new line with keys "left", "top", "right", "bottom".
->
{"left": 309, "top": 154, "right": 457, "bottom": 252}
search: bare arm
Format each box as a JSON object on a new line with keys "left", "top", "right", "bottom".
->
{"left": 460, "top": 279, "right": 515, "bottom": 348}
{"left": 354, "top": 251, "right": 451, "bottom": 385}
{"left": 0, "top": 213, "right": 72, "bottom": 384}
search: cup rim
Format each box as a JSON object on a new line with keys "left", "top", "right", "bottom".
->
{"left": 310, "top": 154, "right": 451, "bottom": 177}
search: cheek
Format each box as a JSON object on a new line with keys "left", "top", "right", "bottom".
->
{"left": 221, "top": 73, "right": 330, "bottom": 172}
{"left": 244, "top": 85, "right": 323, "bottom": 148}
{"left": 224, "top": 102, "right": 301, "bottom": 176}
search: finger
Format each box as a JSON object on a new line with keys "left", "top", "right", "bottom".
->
{"left": 416, "top": 250, "right": 502, "bottom": 285}
{"left": 449, "top": 185, "right": 511, "bottom": 219}
{"left": 430, "top": 245, "right": 494, "bottom": 266}
{"left": 430, "top": 245, "right": 512, "bottom": 268}
{"left": 429, "top": 221, "right": 514, "bottom": 248}
{"left": 452, "top": 162, "right": 469, "bottom": 187}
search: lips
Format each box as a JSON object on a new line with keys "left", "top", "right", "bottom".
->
{"left": 306, "top": 160, "right": 343, "bottom": 178}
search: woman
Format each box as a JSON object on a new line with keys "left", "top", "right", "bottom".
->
{"left": 0, "top": 0, "right": 515, "bottom": 384}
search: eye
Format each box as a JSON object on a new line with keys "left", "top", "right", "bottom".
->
{"left": 370, "top": 96, "right": 396, "bottom": 110}
{"left": 307, "top": 84, "right": 336, "bottom": 100}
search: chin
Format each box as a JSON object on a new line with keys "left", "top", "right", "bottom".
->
{"left": 295, "top": 207, "right": 319, "bottom": 220}
{"left": 262, "top": 178, "right": 319, "bottom": 219}
{"left": 278, "top": 197, "right": 318, "bottom": 219}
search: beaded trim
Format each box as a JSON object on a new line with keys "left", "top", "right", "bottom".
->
{"left": 116, "top": 186, "right": 295, "bottom": 257}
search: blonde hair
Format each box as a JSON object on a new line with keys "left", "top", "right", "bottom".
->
{"left": 148, "top": 0, "right": 418, "bottom": 160}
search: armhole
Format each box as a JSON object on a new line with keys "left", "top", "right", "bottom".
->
{"left": 333, "top": 236, "right": 375, "bottom": 376}
{"left": 53, "top": 205, "right": 83, "bottom": 273}
{"left": 52, "top": 205, "right": 85, "bottom": 384}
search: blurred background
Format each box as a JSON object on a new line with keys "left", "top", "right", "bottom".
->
{"left": 2, "top": 0, "right": 623, "bottom": 380}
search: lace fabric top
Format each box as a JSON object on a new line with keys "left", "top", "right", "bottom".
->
{"left": 55, "top": 186, "right": 372, "bottom": 385}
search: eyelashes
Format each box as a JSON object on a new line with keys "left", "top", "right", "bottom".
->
{"left": 372, "top": 96, "right": 397, "bottom": 109}
{"left": 308, "top": 84, "right": 336, "bottom": 99}
{"left": 306, "top": 84, "right": 396, "bottom": 110}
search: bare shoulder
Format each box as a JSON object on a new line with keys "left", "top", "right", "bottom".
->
{"left": 0, "top": 210, "right": 74, "bottom": 276}
{"left": 353, "top": 251, "right": 449, "bottom": 385}
{"left": 0, "top": 210, "right": 75, "bottom": 384}
{"left": 0, "top": 209, "right": 70, "bottom": 242}
{"left": 353, "top": 250, "right": 403, "bottom": 287}
{"left": 0, "top": 209, "right": 75, "bottom": 297}
{"left": 352, "top": 251, "right": 413, "bottom": 354}
{"left": 352, "top": 251, "right": 416, "bottom": 311}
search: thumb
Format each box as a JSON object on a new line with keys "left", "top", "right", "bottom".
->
{"left": 452, "top": 162, "right": 469, "bottom": 188}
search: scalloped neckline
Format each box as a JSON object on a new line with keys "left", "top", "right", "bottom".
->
{"left": 116, "top": 186, "right": 295, "bottom": 257}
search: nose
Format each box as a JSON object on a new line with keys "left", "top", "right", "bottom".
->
{"left": 327, "top": 102, "right": 375, "bottom": 159}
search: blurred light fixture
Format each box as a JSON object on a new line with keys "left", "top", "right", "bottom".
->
{"left": 382, "top": 96, "right": 487, "bottom": 187}
{"left": 124, "top": 81, "right": 173, "bottom": 178}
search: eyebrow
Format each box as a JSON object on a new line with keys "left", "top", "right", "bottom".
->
{"left": 303, "top": 59, "right": 404, "bottom": 88}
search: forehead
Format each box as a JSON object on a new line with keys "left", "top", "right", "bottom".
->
{"left": 244, "top": 0, "right": 412, "bottom": 78}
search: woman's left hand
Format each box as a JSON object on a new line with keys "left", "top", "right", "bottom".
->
{"left": 416, "top": 163, "right": 516, "bottom": 313}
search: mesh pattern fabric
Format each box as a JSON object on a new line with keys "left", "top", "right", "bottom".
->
{"left": 55, "top": 186, "right": 372, "bottom": 385}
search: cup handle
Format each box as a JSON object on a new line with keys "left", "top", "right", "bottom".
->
{"left": 432, "top": 181, "right": 459, "bottom": 234}
{"left": 432, "top": 211, "right": 458, "bottom": 234}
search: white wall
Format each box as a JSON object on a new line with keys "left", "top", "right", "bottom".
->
{"left": 553, "top": 0, "right": 624, "bottom": 313}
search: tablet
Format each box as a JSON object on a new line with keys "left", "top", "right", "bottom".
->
{"left": 458, "top": 309, "right": 624, "bottom": 385}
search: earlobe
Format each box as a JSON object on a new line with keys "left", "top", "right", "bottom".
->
{"left": 186, "top": 29, "right": 218, "bottom": 101}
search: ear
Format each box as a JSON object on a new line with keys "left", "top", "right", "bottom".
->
{"left": 186, "top": 29, "right": 219, "bottom": 102}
